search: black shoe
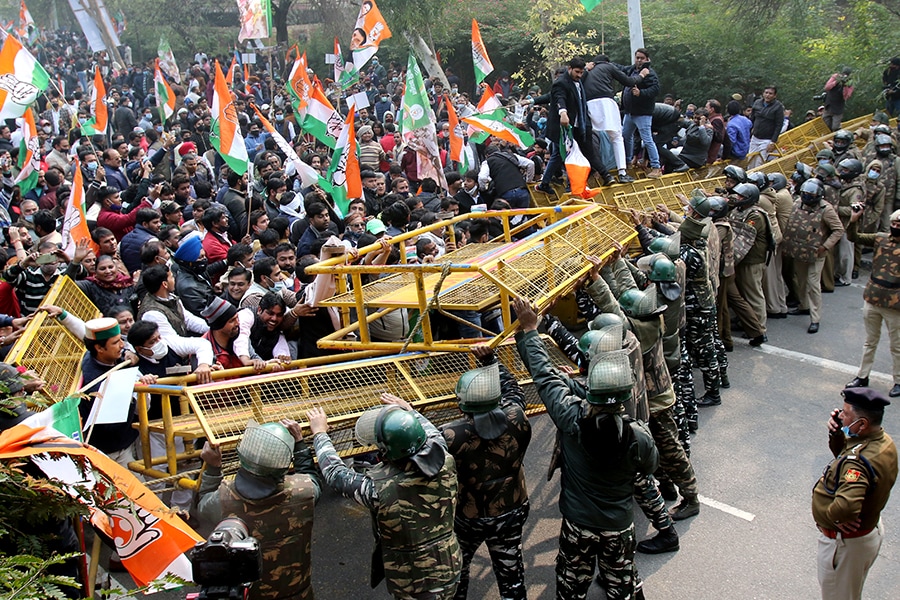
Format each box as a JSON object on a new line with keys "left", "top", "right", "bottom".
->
{"left": 845, "top": 377, "right": 869, "bottom": 388}
{"left": 852, "top": 270, "right": 859, "bottom": 279}
{"left": 724, "top": 343, "right": 734, "bottom": 352}
{"left": 748, "top": 334, "right": 767, "bottom": 347}
{"left": 535, "top": 183, "right": 553, "bottom": 194}
{"left": 697, "top": 393, "right": 721, "bottom": 407}
{"left": 670, "top": 498, "right": 700, "bottom": 521}
{"left": 890, "top": 384, "right": 900, "bottom": 398}
{"left": 617, "top": 173, "right": 635, "bottom": 183}
{"left": 720, "top": 373, "right": 730, "bottom": 388}
{"left": 767, "top": 312, "right": 787, "bottom": 319}
{"left": 687, "top": 418, "right": 698, "bottom": 433}
{"left": 822, "top": 287, "right": 835, "bottom": 293}
{"left": 658, "top": 479, "right": 678, "bottom": 501}
{"left": 602, "top": 175, "right": 616, "bottom": 186}
{"left": 673, "top": 164, "right": 690, "bottom": 173}
{"left": 786, "top": 299, "right": 800, "bottom": 308}
{"left": 788, "top": 307, "right": 810, "bottom": 316}
{"left": 808, "top": 322, "right": 819, "bottom": 334}
{"left": 551, "top": 176, "right": 564, "bottom": 185}
{"left": 637, "top": 527, "right": 680, "bottom": 554}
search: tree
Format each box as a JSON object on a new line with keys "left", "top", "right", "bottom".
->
{"left": 271, "top": 0, "right": 294, "bottom": 45}
{"left": 377, "top": 0, "right": 450, "bottom": 86}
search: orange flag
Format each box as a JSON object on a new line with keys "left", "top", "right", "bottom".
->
{"left": 243, "top": 63, "right": 251, "bottom": 95}
{"left": 225, "top": 55, "right": 237, "bottom": 87}
{"left": 445, "top": 98, "right": 464, "bottom": 167}
{"left": 60, "top": 159, "right": 98, "bottom": 259}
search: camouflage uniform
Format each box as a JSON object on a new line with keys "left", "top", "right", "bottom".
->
{"left": 440, "top": 360, "right": 532, "bottom": 600}
{"left": 516, "top": 329, "right": 658, "bottom": 600}
{"left": 197, "top": 441, "right": 322, "bottom": 600}
{"left": 680, "top": 234, "right": 721, "bottom": 401}
{"left": 313, "top": 414, "right": 462, "bottom": 600}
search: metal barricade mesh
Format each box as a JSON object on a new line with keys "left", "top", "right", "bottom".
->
{"left": 611, "top": 177, "right": 726, "bottom": 213}
{"left": 184, "top": 335, "right": 573, "bottom": 456}
{"left": 7, "top": 276, "right": 100, "bottom": 401}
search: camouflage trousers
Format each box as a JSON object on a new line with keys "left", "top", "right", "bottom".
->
{"left": 576, "top": 288, "right": 602, "bottom": 322}
{"left": 633, "top": 473, "right": 673, "bottom": 531}
{"left": 556, "top": 518, "right": 641, "bottom": 600}
{"left": 649, "top": 407, "right": 698, "bottom": 500}
{"left": 544, "top": 314, "right": 588, "bottom": 372}
{"left": 683, "top": 305, "right": 720, "bottom": 395}
{"left": 454, "top": 502, "right": 529, "bottom": 600}
{"left": 673, "top": 332, "right": 697, "bottom": 444}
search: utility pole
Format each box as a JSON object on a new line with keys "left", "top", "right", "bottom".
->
{"left": 627, "top": 0, "right": 645, "bottom": 58}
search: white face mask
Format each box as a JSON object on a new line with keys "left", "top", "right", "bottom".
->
{"left": 149, "top": 340, "right": 168, "bottom": 360}
{"left": 42, "top": 126, "right": 52, "bottom": 134}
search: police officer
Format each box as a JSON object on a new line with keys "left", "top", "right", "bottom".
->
{"left": 782, "top": 179, "right": 844, "bottom": 334}
{"left": 834, "top": 158, "right": 866, "bottom": 286}
{"left": 812, "top": 388, "right": 898, "bottom": 600}
{"left": 730, "top": 182, "right": 772, "bottom": 340}
{"left": 830, "top": 129, "right": 861, "bottom": 164}
{"left": 198, "top": 420, "right": 322, "bottom": 600}
{"left": 308, "top": 395, "right": 461, "bottom": 600}
{"left": 846, "top": 208, "right": 900, "bottom": 398}
{"left": 440, "top": 346, "right": 532, "bottom": 600}
{"left": 513, "top": 297, "right": 657, "bottom": 600}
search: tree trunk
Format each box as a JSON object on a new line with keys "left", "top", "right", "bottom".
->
{"left": 272, "top": 0, "right": 293, "bottom": 45}
{"left": 403, "top": 31, "right": 448, "bottom": 88}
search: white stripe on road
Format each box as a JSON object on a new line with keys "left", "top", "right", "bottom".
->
{"left": 698, "top": 495, "right": 755, "bottom": 522}
{"left": 741, "top": 340, "right": 892, "bottom": 383}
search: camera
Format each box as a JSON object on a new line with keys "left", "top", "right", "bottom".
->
{"left": 190, "top": 518, "right": 261, "bottom": 597}
{"left": 852, "top": 203, "right": 864, "bottom": 213}
{"left": 813, "top": 92, "right": 826, "bottom": 102}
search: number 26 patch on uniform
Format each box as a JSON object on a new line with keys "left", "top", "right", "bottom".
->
{"left": 844, "top": 469, "right": 863, "bottom": 482}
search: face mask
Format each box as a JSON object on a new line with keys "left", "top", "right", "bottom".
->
{"left": 890, "top": 225, "right": 900, "bottom": 238}
{"left": 275, "top": 114, "right": 284, "bottom": 121}
{"left": 23, "top": 214, "right": 34, "bottom": 223}
{"left": 156, "top": 125, "right": 163, "bottom": 132}
{"left": 108, "top": 203, "right": 122, "bottom": 212}
{"left": 78, "top": 117, "right": 87, "bottom": 125}
{"left": 867, "top": 170, "right": 880, "bottom": 180}
{"left": 381, "top": 96, "right": 388, "bottom": 102}
{"left": 877, "top": 147, "right": 891, "bottom": 157}
{"left": 538, "top": 117, "right": 547, "bottom": 127}
{"left": 841, "top": 418, "right": 862, "bottom": 438}
{"left": 149, "top": 340, "right": 168, "bottom": 360}
{"left": 193, "top": 258, "right": 208, "bottom": 272}
{"left": 86, "top": 162, "right": 98, "bottom": 172}
{"left": 268, "top": 279, "right": 285, "bottom": 293}
{"left": 42, "top": 126, "right": 52, "bottom": 134}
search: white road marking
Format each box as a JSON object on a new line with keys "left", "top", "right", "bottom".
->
{"left": 742, "top": 340, "right": 892, "bottom": 383}
{"left": 698, "top": 495, "right": 755, "bottom": 522}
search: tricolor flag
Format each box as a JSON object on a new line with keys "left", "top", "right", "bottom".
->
{"left": 243, "top": 63, "right": 251, "bottom": 95}
{"left": 157, "top": 36, "right": 181, "bottom": 84}
{"left": 463, "top": 109, "right": 535, "bottom": 149}
{"left": 562, "top": 127, "right": 601, "bottom": 198}
{"left": 287, "top": 52, "right": 311, "bottom": 116}
{"left": 21, "top": 396, "right": 82, "bottom": 441}
{"left": 80, "top": 68, "right": 108, "bottom": 136}
{"left": 0, "top": 34, "right": 49, "bottom": 120}
{"left": 445, "top": 98, "right": 467, "bottom": 174}
{"left": 301, "top": 80, "right": 343, "bottom": 149}
{"left": 225, "top": 55, "right": 237, "bottom": 87}
{"left": 0, "top": 424, "right": 203, "bottom": 588}
{"left": 60, "top": 159, "right": 97, "bottom": 259}
{"left": 400, "top": 53, "right": 433, "bottom": 135}
{"left": 351, "top": 0, "right": 391, "bottom": 71}
{"left": 477, "top": 85, "right": 502, "bottom": 112}
{"left": 13, "top": 108, "right": 39, "bottom": 194}
{"left": 18, "top": 0, "right": 34, "bottom": 32}
{"left": 252, "top": 105, "right": 321, "bottom": 189}
{"left": 334, "top": 38, "right": 358, "bottom": 91}
{"left": 327, "top": 109, "right": 361, "bottom": 217}
{"left": 210, "top": 60, "right": 249, "bottom": 175}
{"left": 154, "top": 59, "right": 175, "bottom": 122}
{"left": 471, "top": 19, "right": 494, "bottom": 86}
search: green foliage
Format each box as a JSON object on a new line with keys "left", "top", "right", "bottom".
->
{"left": 0, "top": 552, "right": 82, "bottom": 600}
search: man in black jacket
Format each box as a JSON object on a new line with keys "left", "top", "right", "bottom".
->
{"left": 747, "top": 86, "right": 785, "bottom": 168}
{"left": 536, "top": 57, "right": 614, "bottom": 194}
{"left": 621, "top": 48, "right": 662, "bottom": 178}
{"left": 584, "top": 55, "right": 648, "bottom": 183}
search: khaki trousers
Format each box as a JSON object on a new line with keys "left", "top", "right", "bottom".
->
{"left": 817, "top": 520, "right": 883, "bottom": 600}
{"left": 795, "top": 258, "right": 826, "bottom": 324}
{"left": 736, "top": 262, "right": 767, "bottom": 334}
{"left": 764, "top": 246, "right": 788, "bottom": 314}
{"left": 858, "top": 302, "right": 900, "bottom": 384}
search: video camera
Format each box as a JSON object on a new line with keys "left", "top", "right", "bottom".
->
{"left": 188, "top": 518, "right": 261, "bottom": 600}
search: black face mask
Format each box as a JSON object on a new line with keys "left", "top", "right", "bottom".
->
{"left": 192, "top": 258, "right": 208, "bottom": 272}
{"left": 891, "top": 225, "right": 900, "bottom": 238}
{"left": 877, "top": 148, "right": 891, "bottom": 157}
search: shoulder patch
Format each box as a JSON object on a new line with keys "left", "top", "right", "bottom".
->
{"left": 844, "top": 469, "right": 862, "bottom": 482}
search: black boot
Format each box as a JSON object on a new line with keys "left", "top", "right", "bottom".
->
{"left": 636, "top": 526, "right": 680, "bottom": 554}
{"left": 670, "top": 497, "right": 701, "bottom": 521}
{"left": 720, "top": 372, "right": 730, "bottom": 388}
{"left": 658, "top": 478, "right": 678, "bottom": 501}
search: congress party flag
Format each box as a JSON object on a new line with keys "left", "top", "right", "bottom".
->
{"left": 60, "top": 158, "right": 97, "bottom": 259}
{"left": 0, "top": 34, "right": 49, "bottom": 120}
{"left": 18, "top": 0, "right": 34, "bottom": 32}
{"left": 445, "top": 98, "right": 467, "bottom": 173}
{"left": 0, "top": 424, "right": 203, "bottom": 587}
{"left": 252, "top": 105, "right": 321, "bottom": 189}
{"left": 244, "top": 63, "right": 251, "bottom": 95}
{"left": 463, "top": 109, "right": 535, "bottom": 149}
{"left": 210, "top": 60, "right": 249, "bottom": 175}
{"left": 334, "top": 37, "right": 358, "bottom": 91}
{"left": 471, "top": 19, "right": 494, "bottom": 86}
{"left": 154, "top": 59, "right": 176, "bottom": 122}
{"left": 400, "top": 53, "right": 432, "bottom": 135}
{"left": 157, "top": 36, "right": 181, "bottom": 83}
{"left": 225, "top": 54, "right": 237, "bottom": 87}
{"left": 301, "top": 79, "right": 343, "bottom": 149}
{"left": 80, "top": 68, "right": 108, "bottom": 136}
{"left": 21, "top": 396, "right": 83, "bottom": 441}
{"left": 351, "top": 0, "right": 391, "bottom": 71}
{"left": 14, "top": 108, "right": 39, "bottom": 195}
{"left": 561, "top": 127, "right": 601, "bottom": 198}
{"left": 327, "top": 109, "right": 361, "bottom": 218}
{"left": 477, "top": 85, "right": 502, "bottom": 112}
{"left": 287, "top": 52, "right": 311, "bottom": 115}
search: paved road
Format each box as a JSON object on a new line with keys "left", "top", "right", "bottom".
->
{"left": 111, "top": 279, "right": 898, "bottom": 599}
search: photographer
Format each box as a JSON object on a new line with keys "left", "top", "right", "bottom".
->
{"left": 822, "top": 67, "right": 855, "bottom": 132}
{"left": 883, "top": 57, "right": 900, "bottom": 117}
{"left": 198, "top": 419, "right": 322, "bottom": 600}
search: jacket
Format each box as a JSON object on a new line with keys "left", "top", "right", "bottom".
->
{"left": 620, "top": 66, "right": 659, "bottom": 116}
{"left": 582, "top": 61, "right": 643, "bottom": 101}
{"left": 750, "top": 98, "right": 785, "bottom": 143}
{"left": 119, "top": 223, "right": 158, "bottom": 273}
